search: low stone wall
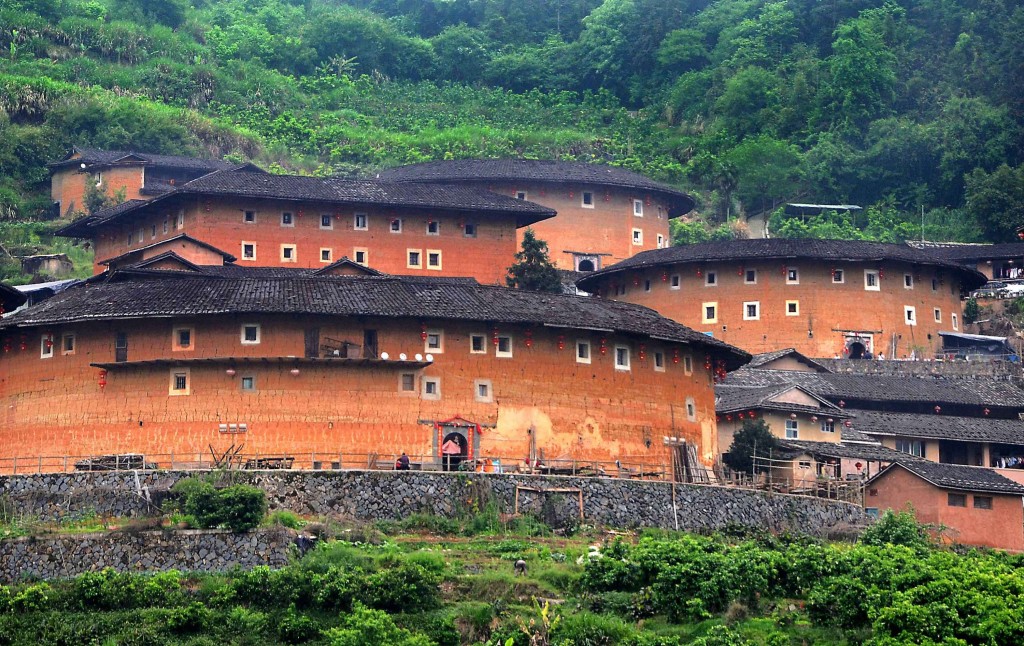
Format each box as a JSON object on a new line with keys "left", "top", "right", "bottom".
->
{"left": 0, "top": 527, "right": 293, "bottom": 583}
{"left": 0, "top": 470, "right": 867, "bottom": 536}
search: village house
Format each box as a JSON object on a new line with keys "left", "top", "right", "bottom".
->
{"left": 56, "top": 166, "right": 556, "bottom": 282}
{"left": 576, "top": 239, "right": 987, "bottom": 358}
{"left": 865, "top": 461, "right": 1024, "bottom": 551}
{"left": 910, "top": 240, "right": 1024, "bottom": 281}
{"left": 378, "top": 159, "right": 694, "bottom": 272}
{"left": 0, "top": 264, "right": 748, "bottom": 474}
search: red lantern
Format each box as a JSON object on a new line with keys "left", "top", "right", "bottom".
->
{"left": 737, "top": 412, "right": 744, "bottom": 419}
{"left": 738, "top": 266, "right": 744, "bottom": 276}
{"left": 599, "top": 338, "right": 607, "bottom": 355}
{"left": 726, "top": 414, "right": 733, "bottom": 421}
{"left": 2, "top": 339, "right": 9, "bottom": 353}
{"left": 934, "top": 405, "right": 941, "bottom": 414}
{"left": 98, "top": 369, "right": 107, "bottom": 389}
{"left": 704, "top": 355, "right": 712, "bottom": 371}
{"left": 696, "top": 268, "right": 703, "bottom": 278}
{"left": 638, "top": 343, "right": 645, "bottom": 360}
{"left": 569, "top": 191, "right": 574, "bottom": 198}
{"left": 672, "top": 349, "right": 680, "bottom": 364}
{"left": 420, "top": 323, "right": 428, "bottom": 341}
{"left": 604, "top": 191, "right": 611, "bottom": 202}
{"left": 748, "top": 411, "right": 756, "bottom": 418}
{"left": 557, "top": 335, "right": 565, "bottom": 350}
{"left": 524, "top": 330, "right": 533, "bottom": 348}
{"left": 19, "top": 334, "right": 27, "bottom": 351}
{"left": 844, "top": 420, "right": 853, "bottom": 428}
{"left": 984, "top": 408, "right": 990, "bottom": 416}
{"left": 662, "top": 271, "right": 668, "bottom": 282}
{"left": 492, "top": 327, "right": 499, "bottom": 346}
{"left": 838, "top": 400, "right": 846, "bottom": 408}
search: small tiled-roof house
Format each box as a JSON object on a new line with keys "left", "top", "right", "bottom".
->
{"left": 865, "top": 461, "right": 1024, "bottom": 551}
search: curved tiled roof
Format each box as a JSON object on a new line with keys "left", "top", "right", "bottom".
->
{"left": 851, "top": 409, "right": 1024, "bottom": 446}
{"left": 49, "top": 147, "right": 236, "bottom": 171}
{"left": 0, "top": 282, "right": 26, "bottom": 312}
{"left": 576, "top": 239, "right": 989, "bottom": 291}
{"left": 377, "top": 159, "right": 696, "bottom": 217}
{"left": 0, "top": 270, "right": 750, "bottom": 369}
{"left": 909, "top": 241, "right": 1024, "bottom": 263}
{"left": 872, "top": 461, "right": 1024, "bottom": 495}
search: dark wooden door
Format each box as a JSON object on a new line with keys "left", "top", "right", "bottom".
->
{"left": 304, "top": 327, "right": 320, "bottom": 358}
{"left": 115, "top": 332, "right": 128, "bottom": 362}
{"left": 363, "top": 329, "right": 378, "bottom": 358}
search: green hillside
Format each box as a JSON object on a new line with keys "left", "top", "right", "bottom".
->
{"left": 1, "top": 0, "right": 1023, "bottom": 280}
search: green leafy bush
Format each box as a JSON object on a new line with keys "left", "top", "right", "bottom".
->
{"left": 362, "top": 562, "right": 440, "bottom": 614}
{"left": 859, "top": 509, "right": 933, "bottom": 552}
{"left": 324, "top": 603, "right": 433, "bottom": 646}
{"left": 173, "top": 478, "right": 267, "bottom": 532}
{"left": 166, "top": 601, "right": 211, "bottom": 633}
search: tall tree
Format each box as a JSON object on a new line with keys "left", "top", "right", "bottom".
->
{"left": 723, "top": 418, "right": 778, "bottom": 475}
{"left": 506, "top": 228, "right": 562, "bottom": 292}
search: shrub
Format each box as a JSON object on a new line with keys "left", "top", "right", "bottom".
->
{"left": 362, "top": 562, "right": 440, "bottom": 613}
{"left": 313, "top": 566, "right": 361, "bottom": 611}
{"left": 266, "top": 510, "right": 304, "bottom": 529}
{"left": 11, "top": 582, "right": 52, "bottom": 613}
{"left": 323, "top": 603, "right": 433, "bottom": 646}
{"left": 173, "top": 478, "right": 267, "bottom": 532}
{"left": 859, "top": 509, "right": 933, "bottom": 552}
{"left": 550, "top": 610, "right": 632, "bottom": 645}
{"left": 167, "top": 601, "right": 210, "bottom": 633}
{"left": 276, "top": 603, "right": 320, "bottom": 644}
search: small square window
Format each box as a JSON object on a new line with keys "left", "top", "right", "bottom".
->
{"left": 932, "top": 278, "right": 939, "bottom": 291}
{"left": 241, "top": 324, "right": 260, "bottom": 345}
{"left": 952, "top": 313, "right": 959, "bottom": 330}
{"left": 464, "top": 223, "right": 477, "bottom": 237}
{"left": 40, "top": 334, "right": 54, "bottom": 359}
{"left": 516, "top": 191, "right": 527, "bottom": 200}
{"left": 281, "top": 212, "right": 294, "bottom": 227}
{"left": 407, "top": 249, "right": 422, "bottom": 268}
{"left": 320, "top": 248, "right": 332, "bottom": 262}
{"left": 281, "top": 244, "right": 297, "bottom": 262}
{"left": 832, "top": 268, "right": 844, "bottom": 283}
{"left": 470, "top": 334, "right": 486, "bottom": 354}
{"left": 169, "top": 369, "right": 190, "bottom": 396}
{"left": 632, "top": 228, "right": 643, "bottom": 245}
{"left": 798, "top": 460, "right": 812, "bottom": 470}
{"left": 905, "top": 306, "right": 917, "bottom": 325}
{"left": 137, "top": 230, "right": 143, "bottom": 244}
{"left": 399, "top": 372, "right": 416, "bottom": 393}
{"left": 496, "top": 335, "right": 513, "bottom": 358}
{"left": 173, "top": 327, "right": 193, "bottom": 351}
{"left": 242, "top": 242, "right": 256, "bottom": 260}
{"left": 354, "top": 248, "right": 368, "bottom": 266}
{"left": 243, "top": 210, "right": 256, "bottom": 223}
{"left": 904, "top": 273, "right": 914, "bottom": 289}
{"left": 151, "top": 225, "right": 156, "bottom": 239}
{"left": 657, "top": 234, "right": 665, "bottom": 248}
{"left": 320, "top": 213, "right": 333, "bottom": 229}
{"left": 354, "top": 213, "right": 368, "bottom": 230}
{"left": 633, "top": 199, "right": 643, "bottom": 216}
{"left": 786, "top": 300, "right": 799, "bottom": 316}
{"left": 685, "top": 397, "right": 697, "bottom": 422}
{"left": 820, "top": 419, "right": 835, "bottom": 433}
{"left": 654, "top": 351, "right": 665, "bottom": 372}
{"left": 683, "top": 354, "right": 693, "bottom": 374}
{"left": 705, "top": 271, "right": 717, "bottom": 286}
{"left": 744, "top": 269, "right": 757, "bottom": 284}
{"left": 786, "top": 267, "right": 799, "bottom": 284}
{"left": 390, "top": 218, "right": 403, "bottom": 233}
{"left": 743, "top": 301, "right": 760, "bottom": 321}
{"left": 670, "top": 275, "right": 681, "bottom": 289}
{"left": 785, "top": 419, "right": 798, "bottom": 439}
{"left": 973, "top": 495, "right": 993, "bottom": 510}
{"left": 127, "top": 231, "right": 133, "bottom": 247}
{"left": 576, "top": 340, "right": 591, "bottom": 364}
{"left": 176, "top": 211, "right": 184, "bottom": 229}
{"left": 934, "top": 308, "right": 942, "bottom": 322}
{"left": 422, "top": 377, "right": 441, "bottom": 400}
{"left": 426, "top": 220, "right": 439, "bottom": 235}
{"left": 948, "top": 493, "right": 967, "bottom": 507}
{"left": 241, "top": 375, "right": 256, "bottom": 392}
{"left": 644, "top": 279, "right": 652, "bottom": 292}
{"left": 615, "top": 345, "right": 630, "bottom": 371}
{"left": 865, "top": 270, "right": 880, "bottom": 291}
{"left": 582, "top": 191, "right": 594, "bottom": 208}
{"left": 426, "top": 330, "right": 443, "bottom": 353}
{"left": 702, "top": 302, "right": 718, "bottom": 324}
{"left": 163, "top": 217, "right": 169, "bottom": 234}
{"left": 474, "top": 379, "right": 493, "bottom": 403}
{"left": 62, "top": 334, "right": 76, "bottom": 355}
{"left": 427, "top": 250, "right": 442, "bottom": 270}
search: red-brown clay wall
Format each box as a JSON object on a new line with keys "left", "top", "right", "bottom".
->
{"left": 867, "top": 467, "right": 1024, "bottom": 551}
{"left": 0, "top": 316, "right": 718, "bottom": 472}
{"left": 465, "top": 181, "right": 672, "bottom": 270}
{"left": 52, "top": 167, "right": 146, "bottom": 217}
{"left": 90, "top": 196, "right": 520, "bottom": 282}
{"left": 594, "top": 259, "right": 966, "bottom": 358}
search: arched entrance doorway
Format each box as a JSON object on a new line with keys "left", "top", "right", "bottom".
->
{"left": 441, "top": 431, "right": 468, "bottom": 471}
{"left": 577, "top": 259, "right": 595, "bottom": 272}
{"left": 848, "top": 341, "right": 866, "bottom": 359}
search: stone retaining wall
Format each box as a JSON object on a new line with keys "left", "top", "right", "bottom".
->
{"left": 0, "top": 470, "right": 867, "bottom": 536}
{"left": 0, "top": 527, "right": 293, "bottom": 583}
{"left": 818, "top": 357, "right": 1024, "bottom": 381}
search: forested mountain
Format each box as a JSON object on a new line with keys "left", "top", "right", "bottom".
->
{"left": 1, "top": 0, "right": 1023, "bottom": 279}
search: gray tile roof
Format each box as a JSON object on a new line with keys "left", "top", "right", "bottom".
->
{"left": 780, "top": 440, "right": 918, "bottom": 463}
{"left": 97, "top": 234, "right": 236, "bottom": 266}
{"left": 850, "top": 409, "right": 1024, "bottom": 446}
{"left": 908, "top": 241, "right": 1024, "bottom": 263}
{"left": 49, "top": 147, "right": 236, "bottom": 171}
{"left": 715, "top": 384, "right": 847, "bottom": 416}
{"left": 0, "top": 270, "right": 750, "bottom": 368}
{"left": 377, "top": 159, "right": 695, "bottom": 217}
{"left": 576, "top": 239, "right": 988, "bottom": 292}
{"left": 1, "top": 282, "right": 26, "bottom": 312}
{"left": 873, "top": 461, "right": 1024, "bottom": 495}
{"left": 747, "top": 348, "right": 830, "bottom": 372}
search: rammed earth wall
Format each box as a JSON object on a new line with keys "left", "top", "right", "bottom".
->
{"left": 0, "top": 470, "right": 867, "bottom": 535}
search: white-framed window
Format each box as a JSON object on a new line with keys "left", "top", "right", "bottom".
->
{"left": 241, "top": 242, "right": 256, "bottom": 261}
{"left": 470, "top": 334, "right": 486, "bottom": 354}
{"left": 952, "top": 313, "right": 959, "bottom": 330}
{"left": 896, "top": 439, "right": 924, "bottom": 457}
{"left": 169, "top": 369, "right": 191, "bottom": 396}
{"left": 904, "top": 305, "right": 917, "bottom": 326}
{"left": 702, "top": 302, "right": 718, "bottom": 324}
{"left": 425, "top": 329, "right": 444, "bottom": 353}
{"left": 243, "top": 210, "right": 256, "bottom": 224}
{"left": 820, "top": 419, "right": 835, "bottom": 434}
{"left": 427, "top": 250, "right": 442, "bottom": 270}
{"left": 683, "top": 354, "right": 693, "bottom": 375}
{"left": 644, "top": 279, "right": 652, "bottom": 292}
{"left": 474, "top": 379, "right": 493, "bottom": 403}
{"left": 865, "top": 270, "right": 880, "bottom": 291}
{"left": 173, "top": 327, "right": 193, "bottom": 351}
{"left": 670, "top": 275, "right": 681, "bottom": 289}
{"left": 657, "top": 234, "right": 665, "bottom": 248}
{"left": 407, "top": 249, "right": 422, "bottom": 269}
{"left": 685, "top": 397, "right": 697, "bottom": 421}
{"left": 744, "top": 269, "right": 757, "bottom": 284}
{"left": 137, "top": 229, "right": 143, "bottom": 244}
{"left": 515, "top": 190, "right": 527, "bottom": 201}
{"left": 426, "top": 220, "right": 440, "bottom": 235}
{"left": 241, "top": 324, "right": 260, "bottom": 345}
{"left": 398, "top": 372, "right": 416, "bottom": 394}
{"left": 163, "top": 216, "right": 169, "bottom": 234}
{"left": 785, "top": 419, "right": 798, "bottom": 439}
{"left": 280, "top": 244, "right": 297, "bottom": 262}
{"left": 354, "top": 212, "right": 368, "bottom": 230}
{"left": 281, "top": 211, "right": 294, "bottom": 227}
{"left": 464, "top": 223, "right": 477, "bottom": 237}
{"left": 496, "top": 335, "right": 513, "bottom": 358}
{"left": 786, "top": 300, "right": 799, "bottom": 316}
{"left": 632, "top": 228, "right": 643, "bottom": 245}
{"left": 40, "top": 333, "right": 54, "bottom": 359}
{"left": 354, "top": 248, "right": 368, "bottom": 266}
{"left": 390, "top": 218, "right": 403, "bottom": 233}
{"left": 934, "top": 307, "right": 942, "bottom": 322}
{"left": 320, "top": 213, "right": 333, "bottom": 230}
{"left": 705, "top": 271, "right": 717, "bottom": 286}
{"left": 62, "top": 333, "right": 76, "bottom": 355}
{"left": 904, "top": 273, "right": 914, "bottom": 289}
{"left": 743, "top": 301, "right": 760, "bottom": 321}
{"left": 320, "top": 248, "right": 333, "bottom": 263}
{"left": 422, "top": 376, "right": 441, "bottom": 400}
{"left": 581, "top": 191, "right": 594, "bottom": 208}
{"left": 151, "top": 225, "right": 156, "bottom": 239}
{"left": 633, "top": 199, "right": 643, "bottom": 216}
{"left": 241, "top": 375, "right": 257, "bottom": 392}
{"left": 614, "top": 345, "right": 631, "bottom": 371}
{"left": 576, "top": 340, "right": 591, "bottom": 364}
{"left": 176, "top": 210, "right": 184, "bottom": 229}
{"left": 786, "top": 267, "right": 799, "bottom": 284}
{"left": 654, "top": 351, "right": 665, "bottom": 372}
{"left": 832, "top": 268, "right": 844, "bottom": 283}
